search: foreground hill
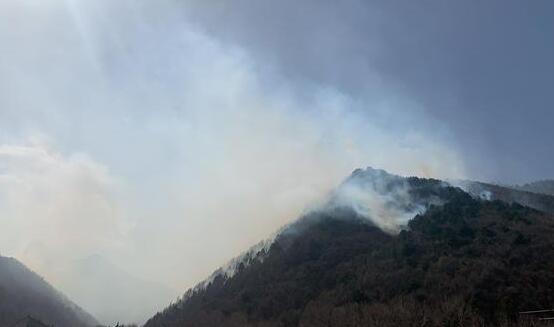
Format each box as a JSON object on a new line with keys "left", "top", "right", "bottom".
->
{"left": 145, "top": 168, "right": 554, "bottom": 327}
{"left": 0, "top": 256, "right": 98, "bottom": 327}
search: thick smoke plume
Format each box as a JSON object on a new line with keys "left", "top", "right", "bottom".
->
{"left": 330, "top": 168, "right": 427, "bottom": 233}
{"left": 0, "top": 0, "right": 466, "bottom": 324}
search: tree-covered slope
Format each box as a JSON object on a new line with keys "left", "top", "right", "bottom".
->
{"left": 145, "top": 169, "right": 554, "bottom": 327}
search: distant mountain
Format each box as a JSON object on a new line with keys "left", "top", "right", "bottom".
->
{"left": 52, "top": 254, "right": 178, "bottom": 326}
{"left": 145, "top": 168, "right": 554, "bottom": 327}
{"left": 0, "top": 255, "right": 98, "bottom": 327}
{"left": 515, "top": 180, "right": 554, "bottom": 197}
{"left": 458, "top": 180, "right": 554, "bottom": 214}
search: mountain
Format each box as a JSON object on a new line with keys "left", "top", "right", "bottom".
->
{"left": 145, "top": 168, "right": 554, "bottom": 327}
{"left": 51, "top": 254, "right": 178, "bottom": 326}
{"left": 456, "top": 179, "right": 554, "bottom": 214}
{"left": 515, "top": 180, "right": 554, "bottom": 197}
{"left": 0, "top": 255, "right": 98, "bottom": 327}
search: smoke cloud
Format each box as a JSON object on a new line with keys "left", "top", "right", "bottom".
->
{"left": 0, "top": 142, "right": 128, "bottom": 264}
{"left": 330, "top": 169, "right": 426, "bottom": 233}
{"left": 0, "top": 0, "right": 466, "bottom": 324}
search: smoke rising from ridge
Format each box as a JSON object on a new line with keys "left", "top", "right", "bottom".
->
{"left": 0, "top": 0, "right": 466, "bottom": 324}
{"left": 331, "top": 169, "right": 425, "bottom": 233}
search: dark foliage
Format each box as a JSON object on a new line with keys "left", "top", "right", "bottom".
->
{"left": 145, "top": 174, "right": 554, "bottom": 327}
{"left": 0, "top": 256, "right": 97, "bottom": 327}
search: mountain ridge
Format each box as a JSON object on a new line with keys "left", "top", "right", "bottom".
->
{"left": 514, "top": 180, "right": 554, "bottom": 197}
{"left": 144, "top": 168, "right": 554, "bottom": 327}
{"left": 458, "top": 180, "right": 554, "bottom": 214}
{"left": 0, "top": 255, "right": 98, "bottom": 327}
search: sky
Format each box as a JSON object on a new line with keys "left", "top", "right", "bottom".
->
{"left": 0, "top": 0, "right": 552, "bottom": 324}
{"left": 181, "top": 0, "right": 554, "bottom": 183}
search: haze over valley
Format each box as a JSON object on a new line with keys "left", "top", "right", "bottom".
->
{"left": 0, "top": 1, "right": 553, "bottom": 326}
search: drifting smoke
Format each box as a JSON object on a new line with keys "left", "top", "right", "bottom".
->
{"left": 330, "top": 168, "right": 427, "bottom": 233}
{"left": 193, "top": 167, "right": 449, "bottom": 295}
{"left": 0, "top": 0, "right": 466, "bottom": 324}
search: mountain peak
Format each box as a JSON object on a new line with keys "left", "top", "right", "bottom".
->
{"left": 145, "top": 169, "right": 554, "bottom": 327}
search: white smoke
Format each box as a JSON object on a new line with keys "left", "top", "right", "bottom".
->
{"left": 0, "top": 0, "right": 467, "bottom": 324}
{"left": 333, "top": 180, "right": 424, "bottom": 233}
{"left": 0, "top": 142, "right": 129, "bottom": 266}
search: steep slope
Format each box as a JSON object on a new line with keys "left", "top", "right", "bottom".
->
{"left": 145, "top": 168, "right": 554, "bottom": 326}
{"left": 0, "top": 256, "right": 98, "bottom": 327}
{"left": 51, "top": 254, "right": 178, "bottom": 326}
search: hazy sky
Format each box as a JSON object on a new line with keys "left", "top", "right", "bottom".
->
{"left": 181, "top": 0, "right": 554, "bottom": 183}
{"left": 0, "top": 0, "right": 552, "bottom": 324}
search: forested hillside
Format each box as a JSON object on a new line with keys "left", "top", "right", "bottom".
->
{"left": 145, "top": 169, "right": 554, "bottom": 327}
